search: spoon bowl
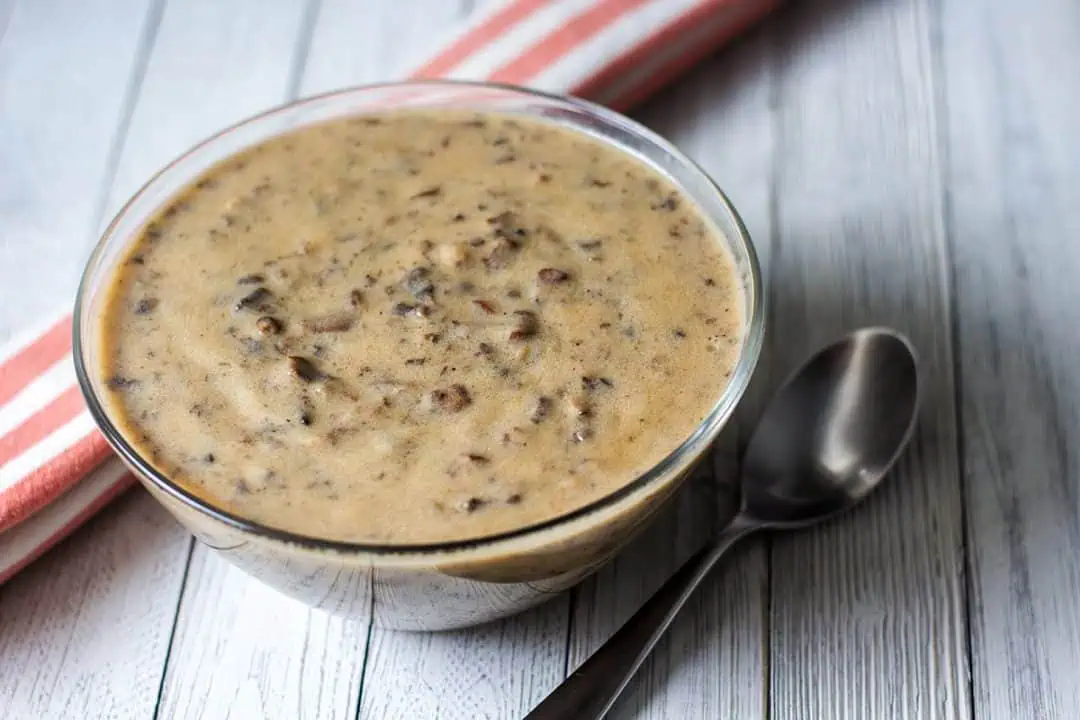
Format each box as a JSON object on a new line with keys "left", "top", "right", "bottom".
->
{"left": 740, "top": 327, "right": 920, "bottom": 528}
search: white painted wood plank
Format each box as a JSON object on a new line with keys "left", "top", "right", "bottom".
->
{"left": 101, "top": 0, "right": 312, "bottom": 221}
{"left": 159, "top": 550, "right": 371, "bottom": 720}
{"left": 564, "top": 28, "right": 776, "bottom": 718}
{"left": 939, "top": 1, "right": 1080, "bottom": 717}
{"left": 359, "top": 607, "right": 568, "bottom": 720}
{"left": 0, "top": 492, "right": 191, "bottom": 719}
{"left": 765, "top": 1, "right": 969, "bottom": 718}
{"left": 0, "top": 0, "right": 154, "bottom": 341}
{"left": 0, "top": 4, "right": 194, "bottom": 720}
{"left": 300, "top": 4, "right": 573, "bottom": 718}
{"left": 0, "top": 0, "right": 16, "bottom": 47}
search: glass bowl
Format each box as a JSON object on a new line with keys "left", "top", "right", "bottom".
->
{"left": 73, "top": 80, "right": 765, "bottom": 631}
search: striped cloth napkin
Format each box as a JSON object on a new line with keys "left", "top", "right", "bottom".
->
{"left": 0, "top": 0, "right": 776, "bottom": 584}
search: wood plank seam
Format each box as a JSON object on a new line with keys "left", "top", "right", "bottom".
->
{"left": 759, "top": 15, "right": 782, "bottom": 720}
{"left": 353, "top": 572, "right": 376, "bottom": 720}
{"left": 151, "top": 536, "right": 196, "bottom": 720}
{"left": 561, "top": 586, "right": 578, "bottom": 679}
{"left": 925, "top": 0, "right": 977, "bottom": 717}
{"left": 0, "top": 0, "right": 16, "bottom": 49}
{"left": 88, "top": 0, "right": 169, "bottom": 240}
{"left": 286, "top": 0, "right": 324, "bottom": 103}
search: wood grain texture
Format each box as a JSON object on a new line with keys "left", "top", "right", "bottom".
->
{"left": 159, "top": 550, "right": 370, "bottom": 720}
{"left": 0, "top": 0, "right": 156, "bottom": 340}
{"left": 564, "top": 26, "right": 777, "bottom": 718}
{"left": 101, "top": 0, "right": 313, "bottom": 221}
{"left": 359, "top": 606, "right": 567, "bottom": 720}
{"left": 765, "top": 1, "right": 969, "bottom": 718}
{"left": 0, "top": 0, "right": 15, "bottom": 47}
{"left": 0, "top": 492, "right": 190, "bottom": 719}
{"left": 938, "top": 0, "right": 1080, "bottom": 717}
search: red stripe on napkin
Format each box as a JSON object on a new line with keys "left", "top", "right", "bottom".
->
{"left": 413, "top": 0, "right": 550, "bottom": 78}
{"left": 1, "top": 431, "right": 113, "bottom": 531}
{"left": 488, "top": 0, "right": 651, "bottom": 84}
{"left": 0, "top": 465, "right": 133, "bottom": 585}
{"left": 0, "top": 386, "right": 86, "bottom": 467}
{"left": 0, "top": 316, "right": 72, "bottom": 406}
{"left": 575, "top": 0, "right": 778, "bottom": 110}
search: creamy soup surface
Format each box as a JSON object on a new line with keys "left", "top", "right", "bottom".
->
{"left": 98, "top": 110, "right": 743, "bottom": 544}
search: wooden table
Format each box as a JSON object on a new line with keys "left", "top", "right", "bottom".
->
{"left": 2, "top": 1, "right": 1077, "bottom": 718}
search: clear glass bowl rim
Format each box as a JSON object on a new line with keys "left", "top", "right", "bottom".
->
{"left": 73, "top": 79, "right": 766, "bottom": 556}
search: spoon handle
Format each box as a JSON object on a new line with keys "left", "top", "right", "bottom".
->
{"left": 523, "top": 520, "right": 755, "bottom": 720}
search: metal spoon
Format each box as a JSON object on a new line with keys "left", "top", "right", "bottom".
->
{"left": 524, "top": 327, "right": 920, "bottom": 720}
